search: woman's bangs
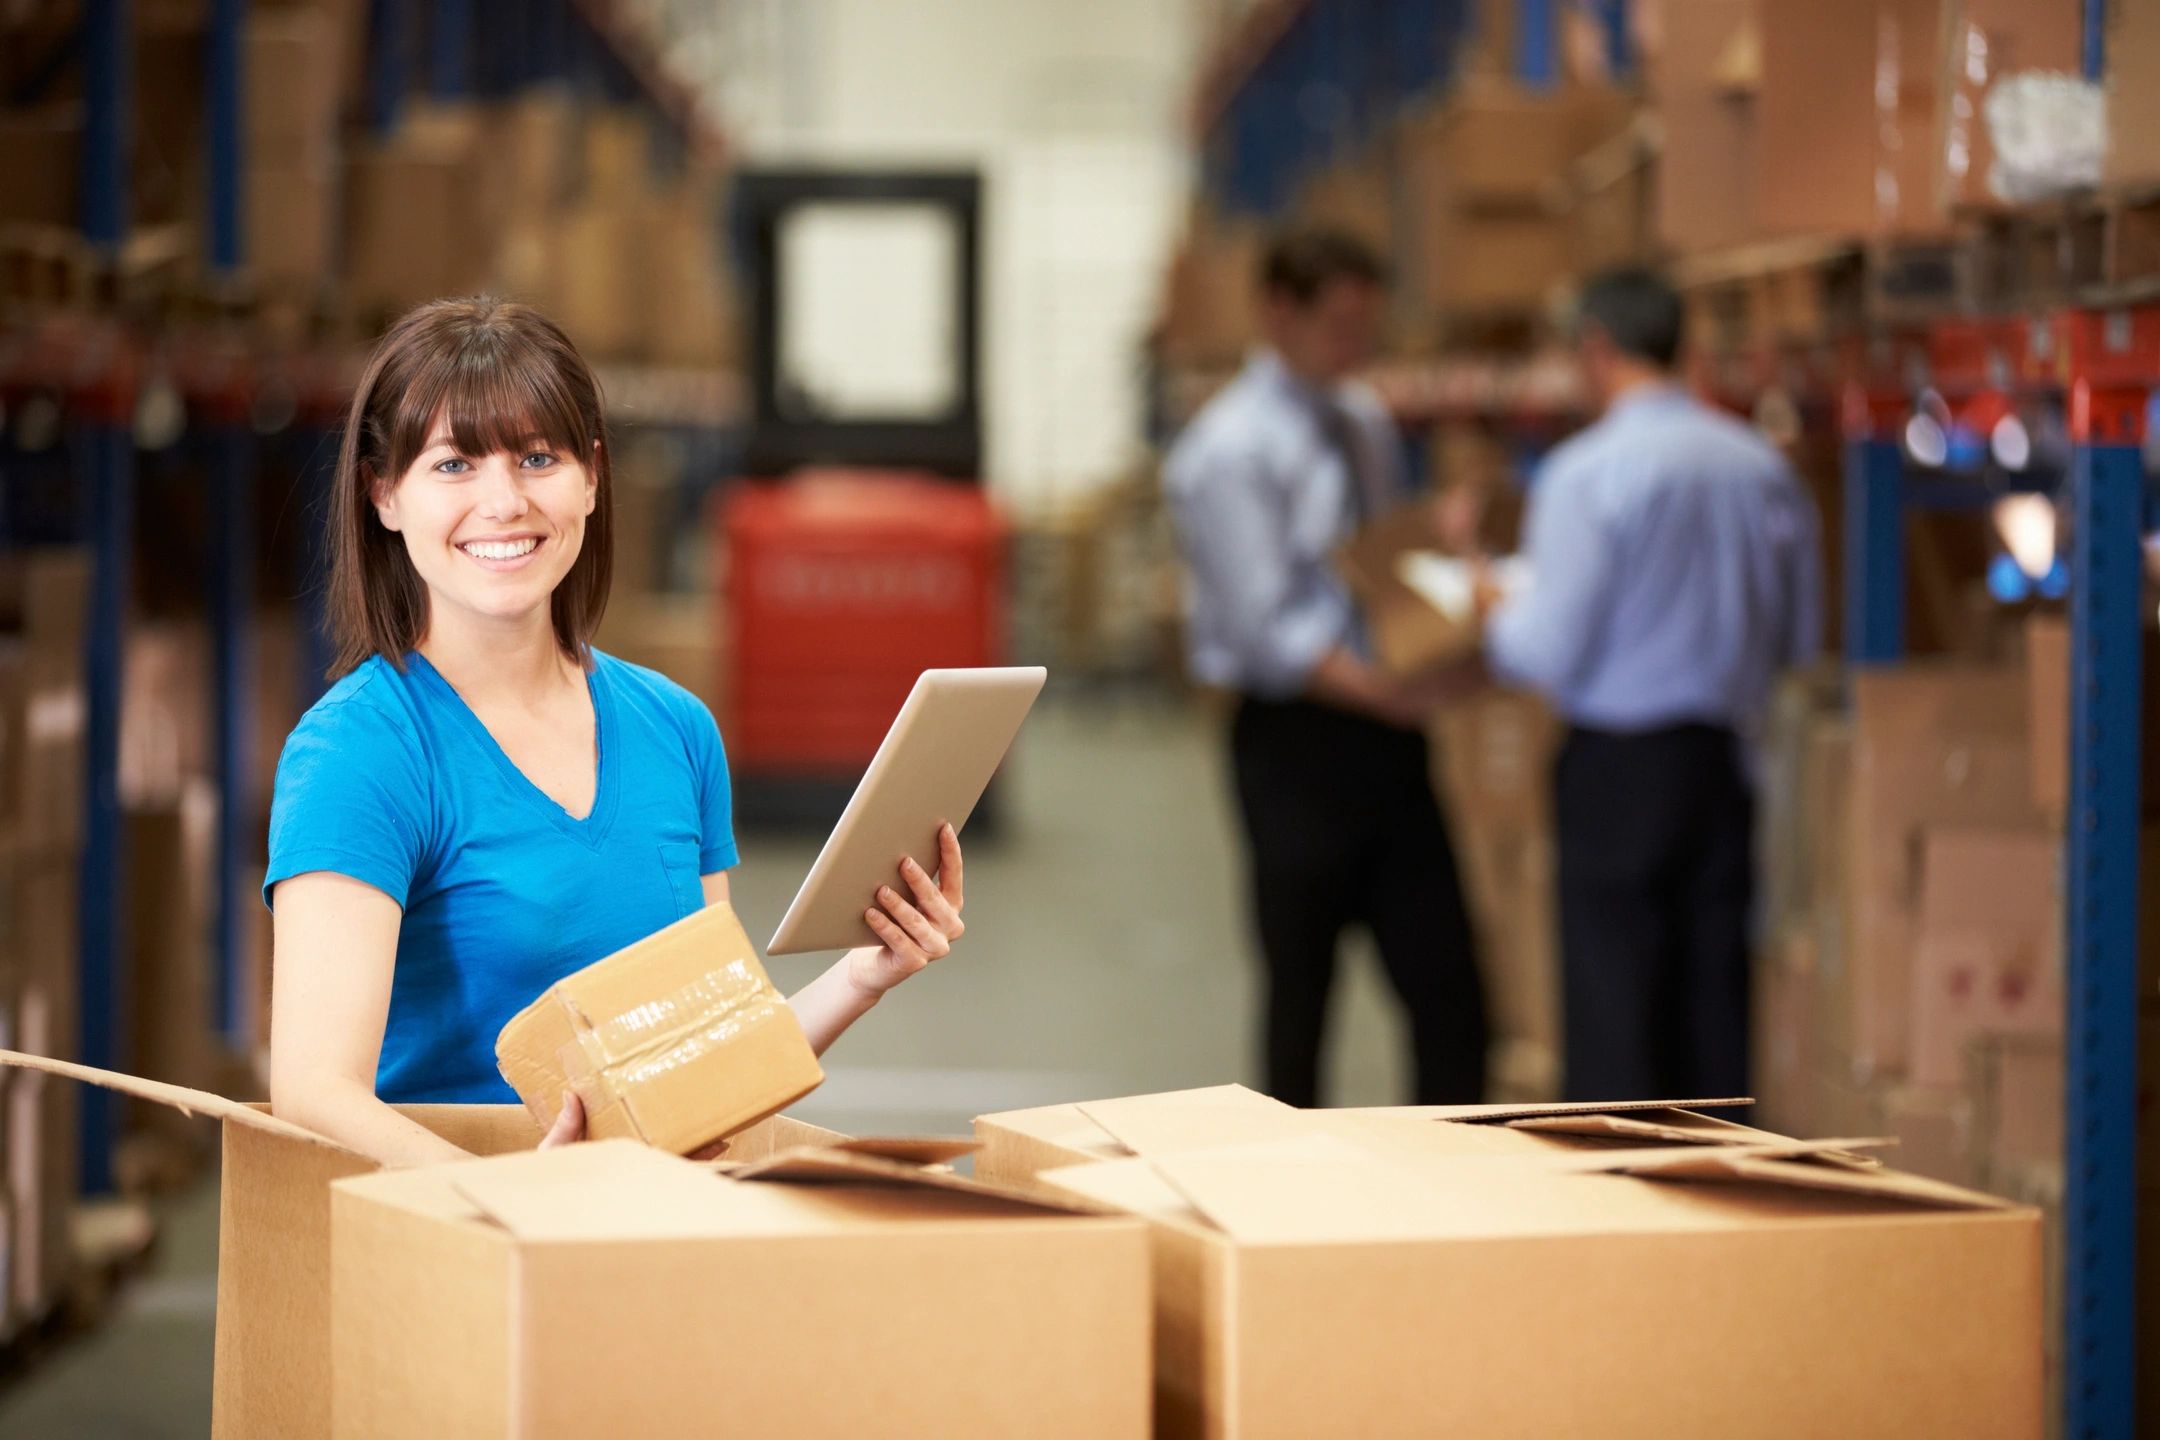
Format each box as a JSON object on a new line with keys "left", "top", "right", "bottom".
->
{"left": 390, "top": 341, "right": 590, "bottom": 473}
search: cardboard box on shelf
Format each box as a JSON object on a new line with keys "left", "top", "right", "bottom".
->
{"left": 0, "top": 105, "right": 81, "bottom": 228}
{"left": 1878, "top": 1083, "right": 1977, "bottom": 1188}
{"left": 1405, "top": 81, "right": 1629, "bottom": 212}
{"left": 1752, "top": 926, "right": 1819, "bottom": 1137}
{"left": 344, "top": 119, "right": 493, "bottom": 318}
{"left": 1418, "top": 207, "right": 1572, "bottom": 315}
{"left": 1971, "top": 1032, "right": 2061, "bottom": 1183}
{"left": 2025, "top": 613, "right": 2160, "bottom": 819}
{"left": 1938, "top": 0, "right": 2082, "bottom": 210}
{"left": 1295, "top": 157, "right": 1393, "bottom": 252}
{"left": 544, "top": 199, "right": 653, "bottom": 361}
{"left": 1160, "top": 210, "right": 1263, "bottom": 370}
{"left": 0, "top": 1050, "right": 848, "bottom": 1440}
{"left": 1907, "top": 825, "right": 2061, "bottom": 1089}
{"left": 2106, "top": 0, "right": 2160, "bottom": 185}
{"left": 0, "top": 548, "right": 90, "bottom": 856}
{"left": 582, "top": 105, "right": 651, "bottom": 202}
{"left": 1846, "top": 665, "right": 2038, "bottom": 1079}
{"left": 246, "top": 8, "right": 343, "bottom": 168}
{"left": 331, "top": 1139, "right": 1151, "bottom": 1439}
{"left": 642, "top": 174, "right": 740, "bottom": 370}
{"left": 247, "top": 155, "right": 337, "bottom": 291}
{"left": 596, "top": 594, "right": 725, "bottom": 720}
{"left": 494, "top": 901, "right": 823, "bottom": 1155}
{"left": 981, "top": 1087, "right": 2041, "bottom": 1439}
{"left": 1647, "top": 0, "right": 1760, "bottom": 252}
{"left": 8, "top": 856, "right": 77, "bottom": 1323}
{"left": 125, "top": 786, "right": 217, "bottom": 1143}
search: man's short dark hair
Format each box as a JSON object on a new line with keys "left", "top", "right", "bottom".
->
{"left": 1260, "top": 226, "right": 1389, "bottom": 305}
{"left": 1576, "top": 266, "right": 1684, "bottom": 369}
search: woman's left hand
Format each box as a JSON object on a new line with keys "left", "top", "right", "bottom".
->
{"left": 849, "top": 823, "right": 966, "bottom": 997}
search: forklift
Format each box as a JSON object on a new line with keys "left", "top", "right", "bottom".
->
{"left": 720, "top": 169, "right": 1010, "bottom": 827}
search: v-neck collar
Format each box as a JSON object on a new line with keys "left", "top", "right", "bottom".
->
{"left": 407, "top": 650, "right": 620, "bottom": 850}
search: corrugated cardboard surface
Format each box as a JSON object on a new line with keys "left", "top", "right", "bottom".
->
{"left": 2106, "top": 0, "right": 2160, "bottom": 186}
{"left": 1846, "top": 666, "right": 2037, "bottom": 1079}
{"left": 984, "top": 1088, "right": 2040, "bottom": 1440}
{"left": 331, "top": 1139, "right": 1150, "bottom": 1438}
{"left": 495, "top": 901, "right": 823, "bottom": 1154}
{"left": 1648, "top": 0, "right": 1761, "bottom": 252}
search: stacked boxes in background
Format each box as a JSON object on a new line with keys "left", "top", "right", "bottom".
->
{"left": 1753, "top": 613, "right": 2160, "bottom": 1388}
{"left": 0, "top": 549, "right": 90, "bottom": 1332}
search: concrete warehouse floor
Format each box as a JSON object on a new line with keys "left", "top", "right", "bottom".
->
{"left": 0, "top": 695, "right": 1419, "bottom": 1436}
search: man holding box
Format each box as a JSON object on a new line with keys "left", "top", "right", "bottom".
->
{"left": 1472, "top": 267, "right": 1823, "bottom": 1102}
{"left": 1165, "top": 227, "right": 1487, "bottom": 1108}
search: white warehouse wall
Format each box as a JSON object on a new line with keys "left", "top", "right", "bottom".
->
{"left": 713, "top": 0, "right": 1212, "bottom": 518}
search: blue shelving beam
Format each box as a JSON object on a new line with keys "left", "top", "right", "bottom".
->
{"left": 74, "top": 0, "right": 131, "bottom": 1198}
{"left": 2062, "top": 386, "right": 2143, "bottom": 1440}
{"left": 1841, "top": 428, "right": 1904, "bottom": 665}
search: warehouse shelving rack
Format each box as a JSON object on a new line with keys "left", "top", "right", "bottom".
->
{"left": 0, "top": 0, "right": 742, "bottom": 1198}
{"left": 1843, "top": 303, "right": 2153, "bottom": 1440}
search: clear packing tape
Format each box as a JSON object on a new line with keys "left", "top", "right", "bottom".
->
{"left": 496, "top": 902, "right": 826, "bottom": 1154}
{"left": 556, "top": 959, "right": 787, "bottom": 1115}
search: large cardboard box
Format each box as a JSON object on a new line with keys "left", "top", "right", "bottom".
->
{"left": 0, "top": 1050, "right": 846, "bottom": 1440}
{"left": 1647, "top": 0, "right": 1760, "bottom": 252}
{"left": 330, "top": 1138, "right": 1151, "bottom": 1439}
{"left": 1405, "top": 81, "right": 1585, "bottom": 211}
{"left": 1846, "top": 666, "right": 2038, "bottom": 1079}
{"left": 980, "top": 1086, "right": 2042, "bottom": 1439}
{"left": 124, "top": 787, "right": 217, "bottom": 1144}
{"left": 1972, "top": 1032, "right": 2061, "bottom": 1183}
{"left": 1907, "top": 825, "right": 2061, "bottom": 1089}
{"left": 2107, "top": 0, "right": 2160, "bottom": 185}
{"left": 495, "top": 901, "right": 822, "bottom": 1154}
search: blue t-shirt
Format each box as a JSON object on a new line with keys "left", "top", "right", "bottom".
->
{"left": 264, "top": 649, "right": 739, "bottom": 1103}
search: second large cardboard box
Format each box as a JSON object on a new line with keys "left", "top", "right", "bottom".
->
{"left": 980, "top": 1085, "right": 2041, "bottom": 1440}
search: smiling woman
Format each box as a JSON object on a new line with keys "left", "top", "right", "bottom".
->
{"left": 263, "top": 298, "right": 973, "bottom": 1168}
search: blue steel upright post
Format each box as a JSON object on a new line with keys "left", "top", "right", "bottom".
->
{"left": 2062, "top": 361, "right": 2145, "bottom": 1440}
{"left": 1841, "top": 385, "right": 1907, "bottom": 665}
{"left": 77, "top": 0, "right": 131, "bottom": 1197}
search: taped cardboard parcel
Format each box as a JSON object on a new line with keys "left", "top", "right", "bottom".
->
{"left": 979, "top": 1085, "right": 2042, "bottom": 1440}
{"left": 494, "top": 899, "right": 824, "bottom": 1154}
{"left": 0, "top": 1050, "right": 844, "bottom": 1440}
{"left": 331, "top": 1137, "right": 1150, "bottom": 1439}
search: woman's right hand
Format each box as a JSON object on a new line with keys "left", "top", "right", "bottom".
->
{"left": 539, "top": 1089, "right": 586, "bottom": 1149}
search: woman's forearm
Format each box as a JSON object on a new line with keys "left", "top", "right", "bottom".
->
{"left": 271, "top": 1076, "right": 474, "bottom": 1169}
{"left": 787, "top": 952, "right": 883, "bottom": 1057}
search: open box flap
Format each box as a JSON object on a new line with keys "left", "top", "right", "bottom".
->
{"left": 1049, "top": 1133, "right": 1468, "bottom": 1244}
{"left": 826, "top": 1136, "right": 980, "bottom": 1165}
{"left": 0, "top": 1047, "right": 352, "bottom": 1154}
{"left": 1504, "top": 1111, "right": 1883, "bottom": 1169}
{"left": 445, "top": 1140, "right": 773, "bottom": 1241}
{"left": 1565, "top": 1142, "right": 2011, "bottom": 1210}
{"left": 728, "top": 1144, "right": 1111, "bottom": 1216}
{"left": 1437, "top": 1097, "right": 1753, "bottom": 1124}
{"left": 1075, "top": 1086, "right": 1304, "bottom": 1159}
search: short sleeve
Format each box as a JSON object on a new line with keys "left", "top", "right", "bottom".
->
{"left": 682, "top": 695, "right": 738, "bottom": 873}
{"left": 264, "top": 697, "right": 432, "bottom": 910}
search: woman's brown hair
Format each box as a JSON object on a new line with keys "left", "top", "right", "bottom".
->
{"left": 323, "top": 296, "right": 613, "bottom": 679}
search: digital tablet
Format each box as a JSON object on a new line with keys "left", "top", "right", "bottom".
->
{"left": 765, "top": 666, "right": 1048, "bottom": 955}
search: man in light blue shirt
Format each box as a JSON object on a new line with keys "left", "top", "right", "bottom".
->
{"left": 1477, "top": 267, "right": 1822, "bottom": 1103}
{"left": 1165, "top": 227, "right": 1487, "bottom": 1107}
